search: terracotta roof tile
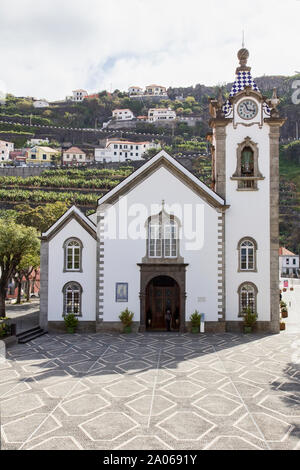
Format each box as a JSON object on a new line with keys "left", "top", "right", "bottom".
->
{"left": 279, "top": 247, "right": 296, "bottom": 256}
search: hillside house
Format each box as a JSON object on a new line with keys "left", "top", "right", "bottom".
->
{"left": 27, "top": 146, "right": 60, "bottom": 165}
{"left": 33, "top": 100, "right": 49, "bottom": 108}
{"left": 95, "top": 139, "right": 158, "bottom": 163}
{"left": 145, "top": 85, "right": 168, "bottom": 96}
{"left": 279, "top": 247, "right": 299, "bottom": 278}
{"left": 63, "top": 147, "right": 87, "bottom": 166}
{"left": 128, "top": 86, "right": 143, "bottom": 95}
{"left": 148, "top": 108, "right": 176, "bottom": 122}
{"left": 112, "top": 109, "right": 135, "bottom": 121}
{"left": 0, "top": 140, "right": 14, "bottom": 160}
{"left": 68, "top": 89, "right": 88, "bottom": 102}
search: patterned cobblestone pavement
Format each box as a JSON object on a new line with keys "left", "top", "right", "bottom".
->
{"left": 1, "top": 331, "right": 300, "bottom": 450}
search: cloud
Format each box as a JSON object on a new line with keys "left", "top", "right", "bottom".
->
{"left": 0, "top": 0, "right": 299, "bottom": 100}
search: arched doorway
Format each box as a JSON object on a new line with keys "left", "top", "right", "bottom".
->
{"left": 146, "top": 276, "right": 180, "bottom": 331}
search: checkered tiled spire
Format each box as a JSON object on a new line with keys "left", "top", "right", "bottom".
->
{"left": 223, "top": 48, "right": 260, "bottom": 116}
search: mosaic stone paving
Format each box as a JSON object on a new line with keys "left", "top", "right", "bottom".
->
{"left": 1, "top": 331, "right": 300, "bottom": 450}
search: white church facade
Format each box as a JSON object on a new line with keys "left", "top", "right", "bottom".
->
{"left": 40, "top": 48, "right": 285, "bottom": 334}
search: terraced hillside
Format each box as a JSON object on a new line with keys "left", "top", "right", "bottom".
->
{"left": 0, "top": 155, "right": 298, "bottom": 253}
{"left": 0, "top": 167, "right": 133, "bottom": 211}
{"left": 279, "top": 156, "right": 300, "bottom": 253}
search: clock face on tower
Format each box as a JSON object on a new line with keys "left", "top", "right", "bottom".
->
{"left": 237, "top": 99, "right": 258, "bottom": 120}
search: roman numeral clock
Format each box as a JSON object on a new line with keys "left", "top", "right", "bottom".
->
{"left": 237, "top": 99, "right": 258, "bottom": 119}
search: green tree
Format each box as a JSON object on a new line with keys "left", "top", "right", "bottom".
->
{"left": 15, "top": 201, "right": 68, "bottom": 233}
{"left": 0, "top": 221, "right": 40, "bottom": 316}
{"left": 14, "top": 251, "right": 40, "bottom": 303}
{"left": 184, "top": 96, "right": 196, "bottom": 107}
{"left": 142, "top": 148, "right": 161, "bottom": 160}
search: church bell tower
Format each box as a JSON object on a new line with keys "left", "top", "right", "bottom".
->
{"left": 209, "top": 47, "right": 285, "bottom": 332}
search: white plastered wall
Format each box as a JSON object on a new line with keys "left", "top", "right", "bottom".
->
{"left": 48, "top": 218, "right": 97, "bottom": 322}
{"left": 100, "top": 165, "right": 220, "bottom": 323}
{"left": 225, "top": 122, "right": 271, "bottom": 321}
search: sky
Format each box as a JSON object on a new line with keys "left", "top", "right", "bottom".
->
{"left": 0, "top": 0, "right": 299, "bottom": 101}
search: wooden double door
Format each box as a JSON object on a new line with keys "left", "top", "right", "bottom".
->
{"left": 146, "top": 276, "right": 180, "bottom": 330}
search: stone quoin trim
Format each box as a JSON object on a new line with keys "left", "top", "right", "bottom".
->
{"left": 217, "top": 212, "right": 225, "bottom": 322}
{"left": 268, "top": 120, "right": 285, "bottom": 333}
{"left": 39, "top": 240, "right": 49, "bottom": 330}
{"left": 96, "top": 208, "right": 105, "bottom": 327}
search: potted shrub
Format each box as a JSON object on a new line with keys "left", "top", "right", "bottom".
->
{"left": 280, "top": 321, "right": 286, "bottom": 331}
{"left": 119, "top": 308, "right": 134, "bottom": 333}
{"left": 190, "top": 311, "right": 201, "bottom": 334}
{"left": 281, "top": 307, "right": 288, "bottom": 318}
{"left": 64, "top": 313, "right": 78, "bottom": 334}
{"left": 0, "top": 317, "right": 11, "bottom": 338}
{"left": 280, "top": 300, "right": 287, "bottom": 309}
{"left": 243, "top": 307, "right": 257, "bottom": 334}
{"left": 283, "top": 288, "right": 287, "bottom": 292}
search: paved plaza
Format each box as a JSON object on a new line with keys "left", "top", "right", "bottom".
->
{"left": 0, "top": 330, "right": 300, "bottom": 451}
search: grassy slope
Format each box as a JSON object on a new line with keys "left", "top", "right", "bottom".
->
{"left": 280, "top": 156, "right": 300, "bottom": 188}
{"left": 279, "top": 155, "right": 300, "bottom": 253}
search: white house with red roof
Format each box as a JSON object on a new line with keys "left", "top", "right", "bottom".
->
{"left": 148, "top": 108, "right": 176, "bottom": 122}
{"left": 128, "top": 86, "right": 143, "bottom": 95}
{"left": 279, "top": 247, "right": 299, "bottom": 278}
{"left": 63, "top": 146, "right": 86, "bottom": 165}
{"left": 112, "top": 109, "right": 135, "bottom": 121}
{"left": 71, "top": 89, "right": 88, "bottom": 102}
{"left": 95, "top": 139, "right": 159, "bottom": 163}
{"left": 145, "top": 84, "right": 167, "bottom": 96}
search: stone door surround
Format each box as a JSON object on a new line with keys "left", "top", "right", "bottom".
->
{"left": 138, "top": 262, "right": 188, "bottom": 332}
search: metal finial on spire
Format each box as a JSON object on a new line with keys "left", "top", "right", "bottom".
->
{"left": 242, "top": 30, "right": 245, "bottom": 48}
{"left": 162, "top": 199, "right": 165, "bottom": 211}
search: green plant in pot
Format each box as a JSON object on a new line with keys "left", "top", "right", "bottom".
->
{"left": 119, "top": 308, "right": 134, "bottom": 333}
{"left": 280, "top": 321, "right": 286, "bottom": 331}
{"left": 243, "top": 307, "right": 257, "bottom": 334}
{"left": 190, "top": 310, "right": 201, "bottom": 334}
{"left": 0, "top": 317, "right": 11, "bottom": 338}
{"left": 281, "top": 307, "right": 288, "bottom": 318}
{"left": 64, "top": 313, "right": 79, "bottom": 334}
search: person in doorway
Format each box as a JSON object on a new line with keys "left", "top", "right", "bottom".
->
{"left": 165, "top": 308, "right": 172, "bottom": 332}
